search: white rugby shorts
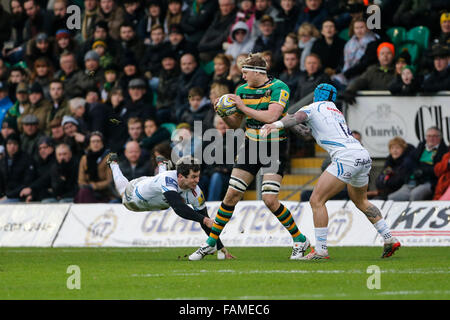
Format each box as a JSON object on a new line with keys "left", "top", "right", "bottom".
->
{"left": 325, "top": 149, "right": 372, "bottom": 187}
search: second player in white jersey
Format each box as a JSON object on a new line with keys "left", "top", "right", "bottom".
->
{"left": 123, "top": 170, "right": 205, "bottom": 212}
{"left": 299, "top": 101, "right": 363, "bottom": 157}
{"left": 261, "top": 83, "right": 400, "bottom": 260}
{"left": 107, "top": 153, "right": 235, "bottom": 259}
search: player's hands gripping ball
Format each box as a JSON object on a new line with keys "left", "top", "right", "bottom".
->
{"left": 215, "top": 94, "right": 237, "bottom": 117}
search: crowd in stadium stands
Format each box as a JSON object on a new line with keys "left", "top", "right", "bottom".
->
{"left": 0, "top": 0, "right": 449, "bottom": 203}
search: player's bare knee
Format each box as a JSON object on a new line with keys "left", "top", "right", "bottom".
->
{"left": 309, "top": 193, "right": 325, "bottom": 209}
{"left": 223, "top": 188, "right": 243, "bottom": 206}
{"left": 262, "top": 194, "right": 279, "bottom": 211}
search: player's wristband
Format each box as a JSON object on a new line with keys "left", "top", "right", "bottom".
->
{"left": 273, "top": 121, "right": 284, "bottom": 129}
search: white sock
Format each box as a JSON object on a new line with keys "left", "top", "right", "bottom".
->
{"left": 314, "top": 227, "right": 328, "bottom": 253}
{"left": 374, "top": 218, "right": 393, "bottom": 241}
{"left": 110, "top": 162, "right": 129, "bottom": 195}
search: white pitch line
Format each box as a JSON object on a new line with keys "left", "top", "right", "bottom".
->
{"left": 376, "top": 290, "right": 450, "bottom": 296}
{"left": 130, "top": 268, "right": 450, "bottom": 278}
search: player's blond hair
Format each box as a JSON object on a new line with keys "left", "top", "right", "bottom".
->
{"left": 239, "top": 53, "right": 268, "bottom": 73}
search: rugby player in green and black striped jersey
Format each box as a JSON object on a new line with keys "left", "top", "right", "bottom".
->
{"left": 189, "top": 53, "right": 310, "bottom": 261}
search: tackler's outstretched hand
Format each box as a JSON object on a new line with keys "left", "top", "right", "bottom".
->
{"left": 260, "top": 123, "right": 277, "bottom": 137}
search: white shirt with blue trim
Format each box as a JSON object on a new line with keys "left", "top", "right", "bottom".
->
{"left": 298, "top": 101, "right": 364, "bottom": 159}
{"left": 132, "top": 170, "right": 206, "bottom": 211}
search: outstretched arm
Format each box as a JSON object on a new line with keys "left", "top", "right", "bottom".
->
{"left": 163, "top": 191, "right": 211, "bottom": 225}
{"left": 261, "top": 110, "right": 309, "bottom": 137}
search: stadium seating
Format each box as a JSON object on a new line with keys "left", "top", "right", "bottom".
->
{"left": 386, "top": 26, "right": 407, "bottom": 48}
{"left": 397, "top": 40, "right": 421, "bottom": 65}
{"left": 406, "top": 26, "right": 430, "bottom": 51}
{"left": 338, "top": 28, "right": 350, "bottom": 41}
{"left": 200, "top": 60, "right": 215, "bottom": 75}
{"left": 160, "top": 122, "right": 177, "bottom": 135}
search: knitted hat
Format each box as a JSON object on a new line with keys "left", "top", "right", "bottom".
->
{"left": 402, "top": 64, "right": 416, "bottom": 75}
{"left": 84, "top": 50, "right": 100, "bottom": 62}
{"left": 92, "top": 40, "right": 107, "bottom": 49}
{"left": 56, "top": 29, "right": 71, "bottom": 40}
{"left": 29, "top": 82, "right": 43, "bottom": 94}
{"left": 61, "top": 115, "right": 79, "bottom": 127}
{"left": 441, "top": 12, "right": 450, "bottom": 24}
{"left": 377, "top": 42, "right": 395, "bottom": 57}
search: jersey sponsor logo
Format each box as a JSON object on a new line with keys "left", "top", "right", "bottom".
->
{"left": 165, "top": 176, "right": 178, "bottom": 189}
{"left": 327, "top": 106, "right": 343, "bottom": 115}
{"left": 197, "top": 191, "right": 205, "bottom": 206}
{"left": 354, "top": 158, "right": 372, "bottom": 167}
{"left": 278, "top": 89, "right": 289, "bottom": 106}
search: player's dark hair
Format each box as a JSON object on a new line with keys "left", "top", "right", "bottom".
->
{"left": 176, "top": 156, "right": 200, "bottom": 177}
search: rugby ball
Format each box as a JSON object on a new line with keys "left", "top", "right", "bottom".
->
{"left": 216, "top": 94, "right": 237, "bottom": 117}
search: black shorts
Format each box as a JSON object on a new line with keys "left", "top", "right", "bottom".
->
{"left": 233, "top": 137, "right": 288, "bottom": 177}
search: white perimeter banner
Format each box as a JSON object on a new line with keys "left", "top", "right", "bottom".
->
{"left": 53, "top": 202, "right": 308, "bottom": 247}
{"left": 346, "top": 95, "right": 449, "bottom": 158}
{"left": 51, "top": 200, "right": 404, "bottom": 247}
{"left": 379, "top": 201, "right": 450, "bottom": 246}
{"left": 2, "top": 200, "right": 449, "bottom": 247}
{"left": 0, "top": 204, "right": 70, "bottom": 246}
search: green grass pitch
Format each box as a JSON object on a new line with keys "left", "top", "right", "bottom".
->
{"left": 0, "top": 247, "right": 448, "bottom": 300}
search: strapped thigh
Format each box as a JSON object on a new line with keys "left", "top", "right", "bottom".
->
{"left": 229, "top": 175, "right": 249, "bottom": 193}
{"left": 261, "top": 180, "right": 281, "bottom": 195}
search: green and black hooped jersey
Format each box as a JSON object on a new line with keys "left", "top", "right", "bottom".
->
{"left": 236, "top": 78, "right": 290, "bottom": 142}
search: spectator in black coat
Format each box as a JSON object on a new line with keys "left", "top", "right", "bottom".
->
{"left": 0, "top": 133, "right": 35, "bottom": 203}
{"left": 252, "top": 14, "right": 280, "bottom": 54}
{"left": 119, "top": 141, "right": 152, "bottom": 181}
{"left": 278, "top": 48, "right": 302, "bottom": 99}
{"left": 49, "top": 0, "right": 71, "bottom": 37}
{"left": 141, "top": 24, "right": 171, "bottom": 79}
{"left": 310, "top": 18, "right": 345, "bottom": 78}
{"left": 389, "top": 65, "right": 421, "bottom": 96}
{"left": 293, "top": 53, "right": 332, "bottom": 102}
{"left": 44, "top": 143, "right": 79, "bottom": 202}
{"left": 175, "top": 53, "right": 211, "bottom": 122}
{"left": 422, "top": 45, "right": 450, "bottom": 93}
{"left": 274, "top": 0, "right": 300, "bottom": 41}
{"left": 295, "top": 0, "right": 328, "bottom": 31}
{"left": 10, "top": 0, "right": 27, "bottom": 46}
{"left": 20, "top": 114, "right": 45, "bottom": 163}
{"left": 117, "top": 22, "right": 146, "bottom": 65}
{"left": 140, "top": 117, "right": 171, "bottom": 153}
{"left": 61, "top": 115, "right": 86, "bottom": 162}
{"left": 122, "top": 0, "right": 144, "bottom": 31}
{"left": 106, "top": 79, "right": 155, "bottom": 155}
{"left": 179, "top": 87, "right": 215, "bottom": 131}
{"left": 23, "top": 0, "right": 52, "bottom": 41}
{"left": 167, "top": 24, "right": 198, "bottom": 60}
{"left": 197, "top": 0, "right": 237, "bottom": 63}
{"left": 105, "top": 87, "right": 127, "bottom": 154}
{"left": 19, "top": 136, "right": 56, "bottom": 202}
{"left": 155, "top": 51, "right": 181, "bottom": 123}
{"left": 123, "top": 78, "right": 155, "bottom": 123}
{"left": 373, "top": 137, "right": 415, "bottom": 200}
{"left": 0, "top": 5, "right": 12, "bottom": 50}
{"left": 180, "top": 0, "right": 218, "bottom": 46}
{"left": 136, "top": 0, "right": 165, "bottom": 42}
{"left": 83, "top": 93, "right": 109, "bottom": 135}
